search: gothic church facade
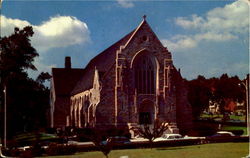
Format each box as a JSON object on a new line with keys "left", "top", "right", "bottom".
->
{"left": 50, "top": 17, "right": 192, "bottom": 135}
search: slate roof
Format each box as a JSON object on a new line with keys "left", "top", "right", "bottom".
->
{"left": 71, "top": 29, "right": 137, "bottom": 95}
{"left": 52, "top": 68, "right": 84, "bottom": 96}
{"left": 70, "top": 19, "right": 158, "bottom": 95}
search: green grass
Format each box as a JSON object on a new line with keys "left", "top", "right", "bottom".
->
{"left": 40, "top": 142, "right": 249, "bottom": 158}
{"left": 15, "top": 132, "right": 57, "bottom": 141}
{"left": 200, "top": 114, "right": 247, "bottom": 135}
{"left": 200, "top": 114, "right": 246, "bottom": 122}
{"left": 221, "top": 125, "right": 247, "bottom": 135}
{"left": 230, "top": 115, "right": 245, "bottom": 121}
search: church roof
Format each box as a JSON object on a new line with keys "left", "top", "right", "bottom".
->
{"left": 71, "top": 18, "right": 157, "bottom": 95}
{"left": 71, "top": 30, "right": 137, "bottom": 95}
{"left": 52, "top": 68, "right": 84, "bottom": 96}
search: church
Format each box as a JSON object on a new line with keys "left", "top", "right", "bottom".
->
{"left": 50, "top": 16, "right": 192, "bottom": 135}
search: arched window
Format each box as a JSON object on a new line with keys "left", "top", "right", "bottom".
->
{"left": 134, "top": 54, "right": 156, "bottom": 94}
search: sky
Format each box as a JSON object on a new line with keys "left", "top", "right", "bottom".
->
{"left": 1, "top": 0, "right": 249, "bottom": 81}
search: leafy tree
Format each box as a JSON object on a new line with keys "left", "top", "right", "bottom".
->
{"left": 36, "top": 72, "right": 51, "bottom": 84}
{"left": 0, "top": 26, "right": 38, "bottom": 82}
{"left": 187, "top": 75, "right": 211, "bottom": 119}
{"left": 207, "top": 74, "right": 243, "bottom": 114}
{"left": 187, "top": 74, "right": 245, "bottom": 120}
{"left": 83, "top": 128, "right": 112, "bottom": 158}
{"left": 130, "top": 119, "right": 169, "bottom": 149}
{"left": 0, "top": 26, "right": 50, "bottom": 141}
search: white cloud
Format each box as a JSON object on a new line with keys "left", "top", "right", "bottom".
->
{"left": 32, "top": 16, "right": 90, "bottom": 52}
{"left": 161, "top": 36, "right": 197, "bottom": 51}
{"left": 175, "top": 14, "right": 204, "bottom": 30}
{"left": 117, "top": 0, "right": 134, "bottom": 8}
{"left": 175, "top": 0, "right": 249, "bottom": 34}
{"left": 161, "top": 32, "right": 237, "bottom": 51}
{"left": 1, "top": 16, "right": 30, "bottom": 37}
{"left": 1, "top": 15, "right": 91, "bottom": 53}
{"left": 163, "top": 0, "right": 248, "bottom": 52}
{"left": 194, "top": 32, "right": 237, "bottom": 41}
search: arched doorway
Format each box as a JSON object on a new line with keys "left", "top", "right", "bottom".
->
{"left": 139, "top": 100, "right": 155, "bottom": 124}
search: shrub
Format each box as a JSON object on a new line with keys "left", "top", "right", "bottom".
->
{"left": 20, "top": 150, "right": 33, "bottom": 158}
{"left": 2, "top": 148, "right": 21, "bottom": 157}
{"left": 31, "top": 143, "right": 44, "bottom": 157}
{"left": 228, "top": 130, "right": 244, "bottom": 136}
{"left": 45, "top": 143, "right": 77, "bottom": 156}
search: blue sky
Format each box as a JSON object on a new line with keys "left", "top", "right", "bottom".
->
{"left": 1, "top": 0, "right": 249, "bottom": 80}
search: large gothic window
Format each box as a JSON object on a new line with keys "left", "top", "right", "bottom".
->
{"left": 134, "top": 54, "right": 155, "bottom": 94}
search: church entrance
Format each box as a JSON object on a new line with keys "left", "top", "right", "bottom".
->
{"left": 139, "top": 100, "right": 155, "bottom": 124}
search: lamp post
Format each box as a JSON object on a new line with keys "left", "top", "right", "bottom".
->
{"left": 0, "top": 0, "right": 5, "bottom": 149}
{"left": 240, "top": 75, "right": 250, "bottom": 158}
{"left": 246, "top": 76, "right": 249, "bottom": 158}
{"left": 3, "top": 85, "right": 6, "bottom": 149}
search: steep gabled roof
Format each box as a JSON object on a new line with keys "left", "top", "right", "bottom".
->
{"left": 124, "top": 19, "right": 165, "bottom": 50}
{"left": 71, "top": 29, "right": 136, "bottom": 95}
{"left": 52, "top": 68, "right": 84, "bottom": 96}
{"left": 71, "top": 18, "right": 160, "bottom": 95}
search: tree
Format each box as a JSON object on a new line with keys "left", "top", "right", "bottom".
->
{"left": 130, "top": 119, "right": 169, "bottom": 149}
{"left": 187, "top": 75, "right": 211, "bottom": 119}
{"left": 36, "top": 72, "right": 51, "bottom": 84}
{"left": 83, "top": 128, "right": 112, "bottom": 158}
{"left": 187, "top": 74, "right": 245, "bottom": 120}
{"left": 0, "top": 26, "right": 50, "bottom": 141}
{"left": 0, "top": 26, "right": 38, "bottom": 82}
{"left": 210, "top": 74, "right": 244, "bottom": 115}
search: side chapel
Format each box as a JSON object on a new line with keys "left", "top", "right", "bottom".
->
{"left": 50, "top": 16, "right": 192, "bottom": 135}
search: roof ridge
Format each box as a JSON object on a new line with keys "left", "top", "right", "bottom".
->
{"left": 71, "top": 29, "right": 136, "bottom": 95}
{"left": 123, "top": 19, "right": 147, "bottom": 48}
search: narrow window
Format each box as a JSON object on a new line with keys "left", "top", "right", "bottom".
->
{"left": 133, "top": 54, "right": 155, "bottom": 94}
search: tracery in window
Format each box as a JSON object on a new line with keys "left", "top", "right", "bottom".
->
{"left": 134, "top": 54, "right": 156, "bottom": 94}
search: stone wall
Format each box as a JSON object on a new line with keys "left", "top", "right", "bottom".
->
{"left": 53, "top": 97, "right": 70, "bottom": 129}
{"left": 66, "top": 19, "right": 192, "bottom": 134}
{"left": 114, "top": 21, "right": 177, "bottom": 127}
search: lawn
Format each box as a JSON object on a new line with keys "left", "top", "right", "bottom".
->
{"left": 40, "top": 142, "right": 249, "bottom": 158}
{"left": 221, "top": 125, "right": 247, "bottom": 135}
{"left": 200, "top": 114, "right": 245, "bottom": 122}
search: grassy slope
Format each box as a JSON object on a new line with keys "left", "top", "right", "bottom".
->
{"left": 41, "top": 142, "right": 249, "bottom": 158}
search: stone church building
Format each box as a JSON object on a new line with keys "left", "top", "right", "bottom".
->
{"left": 50, "top": 17, "right": 192, "bottom": 135}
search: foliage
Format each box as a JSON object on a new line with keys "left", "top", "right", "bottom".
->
{"left": 82, "top": 128, "right": 112, "bottom": 158}
{"left": 0, "top": 26, "right": 51, "bottom": 140}
{"left": 131, "top": 119, "right": 169, "bottom": 148}
{"left": 187, "top": 75, "right": 211, "bottom": 119}
{"left": 187, "top": 74, "right": 246, "bottom": 119}
{"left": 192, "top": 121, "right": 218, "bottom": 136}
{"left": 221, "top": 127, "right": 246, "bottom": 135}
{"left": 45, "top": 143, "right": 77, "bottom": 156}
{"left": 36, "top": 72, "right": 52, "bottom": 84}
{"left": 12, "top": 132, "right": 58, "bottom": 147}
{"left": 0, "top": 26, "right": 38, "bottom": 82}
{"left": 1, "top": 147, "right": 21, "bottom": 157}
